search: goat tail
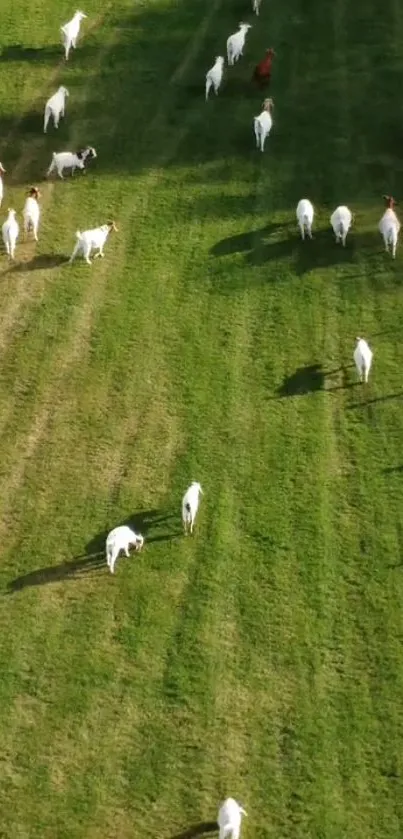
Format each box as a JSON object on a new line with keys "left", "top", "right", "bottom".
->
{"left": 75, "top": 230, "right": 82, "bottom": 240}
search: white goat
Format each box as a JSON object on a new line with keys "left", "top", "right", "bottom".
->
{"left": 69, "top": 220, "right": 118, "bottom": 265}
{"left": 23, "top": 187, "right": 41, "bottom": 242}
{"left": 252, "top": 0, "right": 262, "bottom": 13}
{"left": 106, "top": 525, "right": 144, "bottom": 574}
{"left": 182, "top": 481, "right": 203, "bottom": 535}
{"left": 206, "top": 56, "right": 225, "bottom": 100}
{"left": 47, "top": 146, "right": 97, "bottom": 179}
{"left": 296, "top": 199, "right": 314, "bottom": 240}
{"left": 254, "top": 97, "right": 274, "bottom": 152}
{"left": 2, "top": 209, "right": 19, "bottom": 260}
{"left": 354, "top": 337, "right": 373, "bottom": 384}
{"left": 61, "top": 10, "right": 87, "bottom": 60}
{"left": 227, "top": 22, "right": 252, "bottom": 66}
{"left": 0, "top": 163, "right": 6, "bottom": 208}
{"left": 379, "top": 195, "right": 400, "bottom": 258}
{"left": 330, "top": 205, "right": 352, "bottom": 246}
{"left": 218, "top": 799, "right": 247, "bottom": 839}
{"left": 44, "top": 86, "right": 69, "bottom": 133}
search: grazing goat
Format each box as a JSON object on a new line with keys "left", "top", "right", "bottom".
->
{"left": 218, "top": 799, "right": 247, "bottom": 839}
{"left": 254, "top": 98, "right": 274, "bottom": 152}
{"left": 354, "top": 337, "right": 373, "bottom": 384}
{"left": 0, "top": 163, "right": 6, "bottom": 208}
{"left": 182, "top": 481, "right": 203, "bottom": 535}
{"left": 252, "top": 0, "right": 262, "bottom": 14}
{"left": 61, "top": 10, "right": 87, "bottom": 60}
{"left": 330, "top": 205, "right": 352, "bottom": 246}
{"left": 227, "top": 23, "right": 252, "bottom": 66}
{"left": 23, "top": 187, "right": 41, "bottom": 242}
{"left": 296, "top": 198, "right": 314, "bottom": 240}
{"left": 106, "top": 525, "right": 144, "bottom": 575}
{"left": 69, "top": 220, "right": 118, "bottom": 265}
{"left": 206, "top": 56, "right": 225, "bottom": 100}
{"left": 47, "top": 146, "right": 97, "bottom": 178}
{"left": 2, "top": 209, "right": 19, "bottom": 260}
{"left": 379, "top": 194, "right": 400, "bottom": 258}
{"left": 44, "top": 86, "right": 69, "bottom": 133}
{"left": 253, "top": 48, "right": 275, "bottom": 86}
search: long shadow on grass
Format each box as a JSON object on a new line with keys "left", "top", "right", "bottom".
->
{"left": 269, "top": 364, "right": 358, "bottom": 398}
{"left": 7, "top": 508, "right": 180, "bottom": 593}
{"left": 167, "top": 822, "right": 217, "bottom": 839}
{"left": 246, "top": 229, "right": 379, "bottom": 275}
{"left": 347, "top": 392, "right": 403, "bottom": 409}
{"left": 210, "top": 228, "right": 383, "bottom": 290}
{"left": 0, "top": 44, "right": 63, "bottom": 63}
{"left": 6, "top": 553, "right": 105, "bottom": 592}
{"left": 210, "top": 223, "right": 287, "bottom": 256}
{"left": 0, "top": 254, "right": 67, "bottom": 278}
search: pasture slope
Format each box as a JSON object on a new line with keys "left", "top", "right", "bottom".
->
{"left": 0, "top": 0, "right": 402, "bottom": 837}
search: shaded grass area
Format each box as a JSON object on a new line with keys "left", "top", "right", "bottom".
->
{"left": 0, "top": 0, "right": 402, "bottom": 837}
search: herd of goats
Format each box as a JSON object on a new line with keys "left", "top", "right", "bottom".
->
{"left": 2, "top": 9, "right": 381, "bottom": 562}
{"left": 1, "top": 1, "right": 392, "bottom": 835}
{"left": 0, "top": 10, "right": 116, "bottom": 267}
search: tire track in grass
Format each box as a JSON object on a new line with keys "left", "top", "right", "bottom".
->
{"left": 0, "top": 0, "right": 225, "bottom": 539}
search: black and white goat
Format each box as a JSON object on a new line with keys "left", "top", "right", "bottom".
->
{"left": 47, "top": 146, "right": 97, "bottom": 179}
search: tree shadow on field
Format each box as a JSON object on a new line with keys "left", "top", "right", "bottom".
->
{"left": 0, "top": 0, "right": 402, "bottom": 191}
{"left": 167, "top": 822, "right": 217, "bottom": 839}
{"left": 0, "top": 111, "right": 75, "bottom": 187}
{"left": 6, "top": 508, "right": 180, "bottom": 593}
{"left": 270, "top": 363, "right": 357, "bottom": 398}
{"left": 383, "top": 465, "right": 403, "bottom": 474}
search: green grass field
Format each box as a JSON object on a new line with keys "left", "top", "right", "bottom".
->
{"left": 0, "top": 0, "right": 403, "bottom": 836}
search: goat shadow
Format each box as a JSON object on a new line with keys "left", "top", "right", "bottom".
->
{"left": 167, "top": 821, "right": 217, "bottom": 839}
{"left": 348, "top": 391, "right": 403, "bottom": 409}
{"left": 0, "top": 254, "right": 67, "bottom": 277}
{"left": 210, "top": 223, "right": 287, "bottom": 257}
{"left": 211, "top": 226, "right": 386, "bottom": 289}
{"left": 270, "top": 363, "right": 357, "bottom": 398}
{"left": 0, "top": 43, "right": 101, "bottom": 65}
{"left": 0, "top": 44, "right": 63, "bottom": 63}
{"left": 6, "top": 507, "right": 181, "bottom": 594}
{"left": 246, "top": 227, "right": 359, "bottom": 272}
